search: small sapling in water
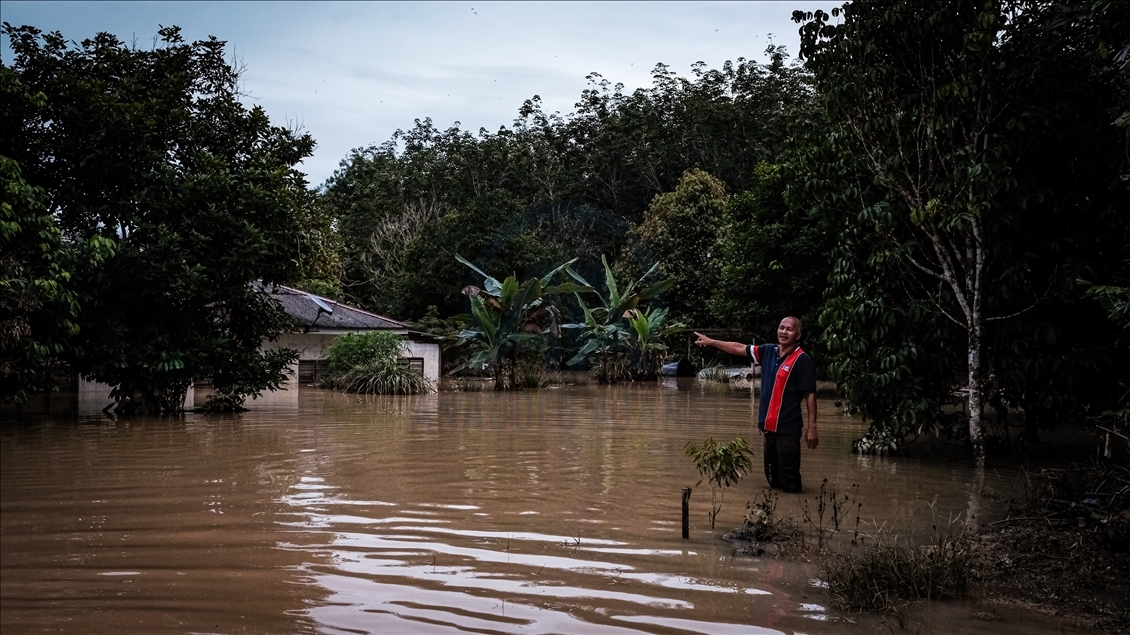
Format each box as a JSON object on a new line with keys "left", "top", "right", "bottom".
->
{"left": 684, "top": 436, "right": 754, "bottom": 529}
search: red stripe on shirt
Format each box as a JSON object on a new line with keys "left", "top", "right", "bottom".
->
{"left": 749, "top": 344, "right": 761, "bottom": 364}
{"left": 764, "top": 347, "right": 805, "bottom": 432}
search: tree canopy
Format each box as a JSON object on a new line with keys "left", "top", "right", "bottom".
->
{"left": 321, "top": 50, "right": 816, "bottom": 321}
{"left": 793, "top": 0, "right": 1129, "bottom": 456}
{"left": 1, "top": 25, "right": 328, "bottom": 411}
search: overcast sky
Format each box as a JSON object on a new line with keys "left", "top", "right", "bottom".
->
{"left": 1, "top": 1, "right": 838, "bottom": 187}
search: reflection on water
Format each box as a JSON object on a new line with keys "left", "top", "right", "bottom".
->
{"left": 1, "top": 385, "right": 1076, "bottom": 634}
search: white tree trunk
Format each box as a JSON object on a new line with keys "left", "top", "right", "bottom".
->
{"left": 967, "top": 323, "right": 985, "bottom": 466}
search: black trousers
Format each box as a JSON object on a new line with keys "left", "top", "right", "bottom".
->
{"left": 763, "top": 431, "right": 802, "bottom": 493}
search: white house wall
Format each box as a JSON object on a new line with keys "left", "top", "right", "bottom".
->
{"left": 407, "top": 341, "right": 441, "bottom": 384}
{"left": 273, "top": 332, "right": 341, "bottom": 362}
{"left": 78, "top": 376, "right": 194, "bottom": 415}
{"left": 265, "top": 332, "right": 441, "bottom": 387}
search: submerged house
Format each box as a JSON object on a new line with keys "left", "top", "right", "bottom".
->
{"left": 9, "top": 285, "right": 440, "bottom": 417}
{"left": 268, "top": 285, "right": 442, "bottom": 387}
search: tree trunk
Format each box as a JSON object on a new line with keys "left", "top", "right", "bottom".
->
{"left": 112, "top": 379, "right": 188, "bottom": 415}
{"left": 709, "top": 487, "right": 719, "bottom": 529}
{"left": 967, "top": 319, "right": 985, "bottom": 466}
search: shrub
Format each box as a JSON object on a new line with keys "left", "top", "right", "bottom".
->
{"left": 319, "top": 332, "right": 433, "bottom": 395}
{"left": 821, "top": 525, "right": 970, "bottom": 612}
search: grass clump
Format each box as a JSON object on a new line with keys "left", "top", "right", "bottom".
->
{"left": 515, "top": 357, "right": 554, "bottom": 389}
{"left": 821, "top": 525, "right": 970, "bottom": 612}
{"left": 589, "top": 352, "right": 631, "bottom": 384}
{"left": 319, "top": 332, "right": 433, "bottom": 395}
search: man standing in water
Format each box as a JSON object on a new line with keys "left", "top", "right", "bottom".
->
{"left": 693, "top": 317, "right": 818, "bottom": 493}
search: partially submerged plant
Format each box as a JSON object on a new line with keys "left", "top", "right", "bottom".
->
{"left": 684, "top": 436, "right": 754, "bottom": 529}
{"left": 726, "top": 491, "right": 801, "bottom": 546}
{"left": 624, "top": 306, "right": 686, "bottom": 377}
{"left": 588, "top": 351, "right": 631, "bottom": 384}
{"left": 319, "top": 331, "right": 433, "bottom": 395}
{"left": 454, "top": 255, "right": 588, "bottom": 390}
{"left": 325, "top": 363, "right": 432, "bottom": 395}
{"left": 563, "top": 255, "right": 676, "bottom": 383}
{"left": 821, "top": 523, "right": 971, "bottom": 612}
{"left": 801, "top": 480, "right": 862, "bottom": 551}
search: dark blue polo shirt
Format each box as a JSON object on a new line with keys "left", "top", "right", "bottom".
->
{"left": 747, "top": 343, "right": 816, "bottom": 434}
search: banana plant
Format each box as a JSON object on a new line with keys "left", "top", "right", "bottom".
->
{"left": 624, "top": 306, "right": 686, "bottom": 377}
{"left": 455, "top": 255, "right": 590, "bottom": 389}
{"left": 562, "top": 255, "right": 675, "bottom": 380}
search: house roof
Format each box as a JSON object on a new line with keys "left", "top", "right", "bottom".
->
{"left": 269, "top": 284, "right": 411, "bottom": 332}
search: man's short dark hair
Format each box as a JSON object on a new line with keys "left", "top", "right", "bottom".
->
{"left": 785, "top": 315, "right": 803, "bottom": 337}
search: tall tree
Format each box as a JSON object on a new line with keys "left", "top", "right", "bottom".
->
{"left": 632, "top": 169, "right": 727, "bottom": 327}
{"left": 1, "top": 25, "right": 321, "bottom": 412}
{"left": 712, "top": 162, "right": 832, "bottom": 347}
{"left": 796, "top": 1, "right": 1130, "bottom": 459}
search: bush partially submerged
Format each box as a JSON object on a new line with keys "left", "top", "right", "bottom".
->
{"left": 319, "top": 332, "right": 433, "bottom": 395}
{"left": 724, "top": 492, "right": 802, "bottom": 554}
{"left": 322, "top": 363, "right": 432, "bottom": 395}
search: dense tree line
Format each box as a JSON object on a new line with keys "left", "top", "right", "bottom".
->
{"left": 3, "top": 1, "right": 1127, "bottom": 461}
{"left": 320, "top": 48, "right": 819, "bottom": 324}
{"left": 322, "top": 0, "right": 1127, "bottom": 456}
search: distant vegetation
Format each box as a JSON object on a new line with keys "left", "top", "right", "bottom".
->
{"left": 2, "top": 1, "right": 1127, "bottom": 462}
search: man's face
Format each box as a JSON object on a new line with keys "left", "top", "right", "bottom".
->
{"left": 777, "top": 318, "right": 801, "bottom": 347}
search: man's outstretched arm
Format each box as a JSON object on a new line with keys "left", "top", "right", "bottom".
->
{"left": 693, "top": 332, "right": 749, "bottom": 357}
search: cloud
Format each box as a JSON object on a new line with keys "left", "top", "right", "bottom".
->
{"left": 1, "top": 0, "right": 838, "bottom": 185}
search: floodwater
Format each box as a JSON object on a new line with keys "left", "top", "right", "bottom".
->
{"left": 1, "top": 382, "right": 1083, "bottom": 634}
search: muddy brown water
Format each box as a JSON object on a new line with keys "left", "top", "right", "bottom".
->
{"left": 2, "top": 382, "right": 1084, "bottom": 634}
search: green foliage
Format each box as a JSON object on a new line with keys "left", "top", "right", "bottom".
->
{"left": 323, "top": 331, "right": 404, "bottom": 378}
{"left": 455, "top": 255, "right": 585, "bottom": 389}
{"left": 292, "top": 277, "right": 343, "bottom": 302}
{"left": 793, "top": 1, "right": 1130, "bottom": 455}
{"left": 2, "top": 24, "right": 316, "bottom": 412}
{"left": 319, "top": 331, "right": 432, "bottom": 395}
{"left": 0, "top": 155, "right": 85, "bottom": 402}
{"left": 684, "top": 436, "right": 754, "bottom": 529}
{"left": 712, "top": 162, "right": 831, "bottom": 354}
{"left": 624, "top": 306, "right": 686, "bottom": 377}
{"left": 633, "top": 169, "right": 727, "bottom": 326}
{"left": 292, "top": 197, "right": 344, "bottom": 301}
{"left": 1086, "top": 286, "right": 1130, "bottom": 335}
{"left": 321, "top": 53, "right": 816, "bottom": 322}
{"left": 562, "top": 255, "right": 677, "bottom": 381}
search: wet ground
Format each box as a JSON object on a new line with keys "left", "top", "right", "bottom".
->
{"left": 1, "top": 382, "right": 1090, "bottom": 634}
